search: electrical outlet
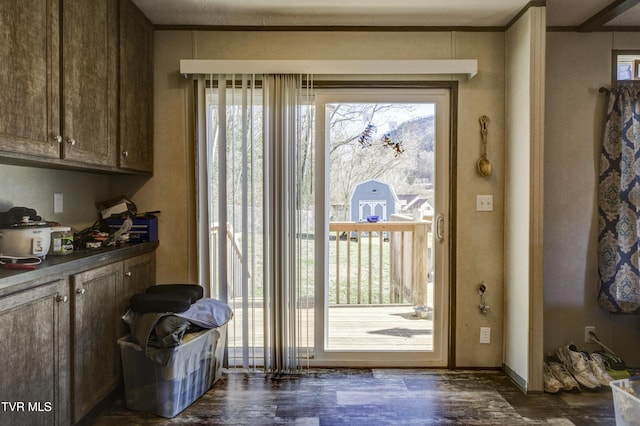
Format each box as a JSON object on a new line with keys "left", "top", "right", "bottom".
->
{"left": 54, "top": 193, "right": 64, "bottom": 214}
{"left": 480, "top": 327, "right": 491, "bottom": 344}
{"left": 476, "top": 195, "right": 493, "bottom": 212}
{"left": 584, "top": 326, "right": 596, "bottom": 343}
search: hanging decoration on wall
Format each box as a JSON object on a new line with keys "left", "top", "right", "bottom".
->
{"left": 357, "top": 123, "right": 404, "bottom": 156}
{"left": 477, "top": 115, "right": 492, "bottom": 177}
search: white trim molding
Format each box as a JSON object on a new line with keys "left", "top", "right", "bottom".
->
{"left": 180, "top": 59, "right": 478, "bottom": 78}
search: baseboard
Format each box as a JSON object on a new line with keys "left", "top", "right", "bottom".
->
{"left": 503, "top": 363, "right": 528, "bottom": 394}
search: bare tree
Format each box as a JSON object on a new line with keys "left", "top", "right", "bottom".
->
{"left": 328, "top": 103, "right": 434, "bottom": 211}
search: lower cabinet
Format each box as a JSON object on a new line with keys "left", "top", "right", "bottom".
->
{"left": 71, "top": 262, "right": 123, "bottom": 423}
{"left": 119, "top": 252, "right": 155, "bottom": 337}
{"left": 0, "top": 250, "right": 156, "bottom": 425}
{"left": 71, "top": 252, "right": 155, "bottom": 423}
{"left": 0, "top": 280, "right": 70, "bottom": 426}
{"left": 123, "top": 252, "right": 155, "bottom": 295}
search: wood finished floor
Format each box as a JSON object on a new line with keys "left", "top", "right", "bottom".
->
{"left": 93, "top": 369, "right": 616, "bottom": 425}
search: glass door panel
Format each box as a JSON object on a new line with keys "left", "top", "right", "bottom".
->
{"left": 314, "top": 90, "right": 450, "bottom": 366}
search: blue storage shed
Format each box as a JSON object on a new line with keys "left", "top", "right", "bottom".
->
{"left": 350, "top": 179, "right": 399, "bottom": 222}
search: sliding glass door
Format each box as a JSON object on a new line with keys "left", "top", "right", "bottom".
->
{"left": 199, "top": 79, "right": 452, "bottom": 369}
{"left": 313, "top": 89, "right": 451, "bottom": 367}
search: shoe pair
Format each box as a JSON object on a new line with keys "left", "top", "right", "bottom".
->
{"left": 545, "top": 361, "right": 579, "bottom": 393}
{"left": 557, "top": 343, "right": 613, "bottom": 389}
{"left": 588, "top": 352, "right": 614, "bottom": 386}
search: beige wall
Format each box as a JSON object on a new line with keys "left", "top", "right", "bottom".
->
{"left": 504, "top": 7, "right": 546, "bottom": 392}
{"left": 0, "top": 164, "right": 110, "bottom": 231}
{"left": 454, "top": 31, "right": 506, "bottom": 367}
{"left": 545, "top": 31, "right": 640, "bottom": 367}
{"left": 148, "top": 29, "right": 507, "bottom": 366}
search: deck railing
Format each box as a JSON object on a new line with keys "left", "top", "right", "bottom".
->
{"left": 213, "top": 217, "right": 432, "bottom": 307}
{"left": 329, "top": 217, "right": 432, "bottom": 306}
{"left": 210, "top": 223, "right": 247, "bottom": 300}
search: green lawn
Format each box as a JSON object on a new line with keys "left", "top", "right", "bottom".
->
{"left": 327, "top": 234, "right": 396, "bottom": 304}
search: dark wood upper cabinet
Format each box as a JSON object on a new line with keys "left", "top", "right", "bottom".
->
{"left": 62, "top": 0, "right": 118, "bottom": 167}
{"left": 0, "top": 0, "right": 61, "bottom": 159}
{"left": 119, "top": 0, "right": 154, "bottom": 173}
{"left": 0, "top": 0, "right": 154, "bottom": 174}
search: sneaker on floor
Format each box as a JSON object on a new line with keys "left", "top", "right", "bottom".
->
{"left": 543, "top": 362, "right": 564, "bottom": 394}
{"left": 588, "top": 353, "right": 614, "bottom": 386}
{"left": 557, "top": 344, "right": 601, "bottom": 389}
{"left": 547, "top": 361, "right": 580, "bottom": 392}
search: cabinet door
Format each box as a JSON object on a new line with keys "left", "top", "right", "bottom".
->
{"left": 119, "top": 0, "right": 154, "bottom": 172}
{"left": 62, "top": 0, "right": 118, "bottom": 167}
{"left": 0, "top": 280, "right": 70, "bottom": 426}
{"left": 71, "top": 262, "right": 122, "bottom": 423}
{"left": 0, "top": 0, "right": 60, "bottom": 159}
{"left": 123, "top": 252, "right": 156, "bottom": 296}
{"left": 119, "top": 252, "right": 156, "bottom": 335}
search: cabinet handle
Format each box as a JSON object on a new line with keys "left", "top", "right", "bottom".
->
{"left": 67, "top": 138, "right": 76, "bottom": 146}
{"left": 56, "top": 295, "right": 68, "bottom": 303}
{"left": 122, "top": 150, "right": 129, "bottom": 157}
{"left": 53, "top": 135, "right": 62, "bottom": 144}
{"left": 76, "top": 288, "right": 85, "bottom": 295}
{"left": 125, "top": 271, "right": 132, "bottom": 277}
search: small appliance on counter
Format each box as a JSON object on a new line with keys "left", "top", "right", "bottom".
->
{"left": 0, "top": 207, "right": 51, "bottom": 258}
{"left": 0, "top": 217, "right": 51, "bottom": 257}
{"left": 0, "top": 206, "right": 72, "bottom": 262}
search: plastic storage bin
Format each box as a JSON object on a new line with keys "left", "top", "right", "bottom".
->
{"left": 118, "top": 324, "right": 226, "bottom": 418}
{"left": 611, "top": 378, "right": 640, "bottom": 426}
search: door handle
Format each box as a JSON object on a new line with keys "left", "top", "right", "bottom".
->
{"left": 435, "top": 214, "right": 444, "bottom": 243}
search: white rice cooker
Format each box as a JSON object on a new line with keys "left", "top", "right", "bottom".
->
{"left": 0, "top": 216, "right": 53, "bottom": 258}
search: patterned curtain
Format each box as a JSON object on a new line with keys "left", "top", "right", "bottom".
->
{"left": 598, "top": 82, "right": 640, "bottom": 313}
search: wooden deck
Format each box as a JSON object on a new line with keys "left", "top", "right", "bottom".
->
{"left": 219, "top": 218, "right": 435, "bottom": 366}
{"left": 326, "top": 305, "right": 433, "bottom": 351}
{"left": 225, "top": 303, "right": 434, "bottom": 364}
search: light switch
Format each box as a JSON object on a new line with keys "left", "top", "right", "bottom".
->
{"left": 54, "top": 193, "right": 64, "bottom": 213}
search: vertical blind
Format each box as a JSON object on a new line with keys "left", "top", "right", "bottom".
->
{"left": 196, "top": 74, "right": 315, "bottom": 372}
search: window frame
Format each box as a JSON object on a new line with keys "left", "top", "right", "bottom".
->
{"left": 611, "top": 49, "right": 640, "bottom": 85}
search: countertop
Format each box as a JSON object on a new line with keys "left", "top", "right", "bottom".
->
{"left": 0, "top": 241, "right": 158, "bottom": 297}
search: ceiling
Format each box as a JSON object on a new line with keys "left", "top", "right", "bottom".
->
{"left": 131, "top": 0, "right": 640, "bottom": 30}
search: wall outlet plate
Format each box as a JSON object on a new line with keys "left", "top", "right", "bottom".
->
{"left": 480, "top": 327, "right": 491, "bottom": 344}
{"left": 476, "top": 195, "right": 493, "bottom": 212}
{"left": 584, "top": 326, "right": 595, "bottom": 343}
